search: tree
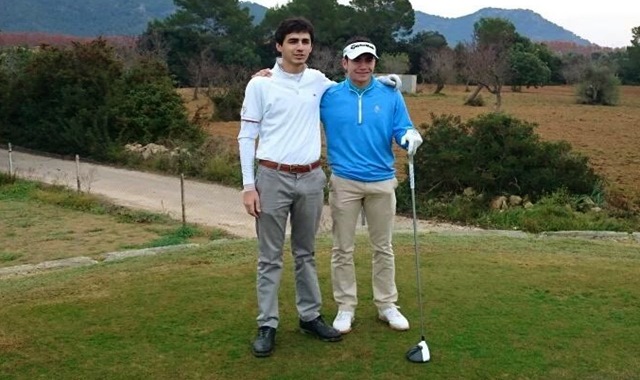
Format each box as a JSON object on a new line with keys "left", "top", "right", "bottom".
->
{"left": 404, "top": 30, "right": 447, "bottom": 78}
{"left": 308, "top": 45, "right": 344, "bottom": 80}
{"left": 348, "top": 0, "right": 415, "bottom": 52}
{"left": 463, "top": 18, "right": 519, "bottom": 110}
{"left": 421, "top": 47, "right": 456, "bottom": 94}
{"left": 509, "top": 49, "right": 551, "bottom": 91}
{"left": 142, "top": 0, "right": 259, "bottom": 85}
{"left": 1, "top": 40, "right": 200, "bottom": 159}
{"left": 561, "top": 52, "right": 590, "bottom": 84}
{"left": 379, "top": 52, "right": 410, "bottom": 74}
{"left": 534, "top": 43, "right": 565, "bottom": 84}
{"left": 619, "top": 26, "right": 640, "bottom": 84}
{"left": 453, "top": 42, "right": 471, "bottom": 89}
{"left": 259, "top": 0, "right": 354, "bottom": 51}
{"left": 576, "top": 64, "right": 620, "bottom": 106}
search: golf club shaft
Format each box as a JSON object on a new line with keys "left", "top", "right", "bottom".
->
{"left": 408, "top": 155, "right": 426, "bottom": 340}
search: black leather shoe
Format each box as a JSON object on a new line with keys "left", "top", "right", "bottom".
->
{"left": 299, "top": 316, "right": 342, "bottom": 342}
{"left": 252, "top": 326, "right": 276, "bottom": 357}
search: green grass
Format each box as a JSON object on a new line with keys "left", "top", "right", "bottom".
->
{"left": 0, "top": 177, "right": 233, "bottom": 267}
{"left": 1, "top": 235, "right": 639, "bottom": 379}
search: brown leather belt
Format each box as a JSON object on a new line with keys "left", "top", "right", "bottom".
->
{"left": 258, "top": 159, "right": 321, "bottom": 173}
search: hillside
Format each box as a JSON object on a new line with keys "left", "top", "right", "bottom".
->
{"left": 415, "top": 8, "right": 592, "bottom": 46}
{"left": 0, "top": 1, "right": 593, "bottom": 46}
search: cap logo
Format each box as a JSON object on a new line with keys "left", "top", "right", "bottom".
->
{"left": 343, "top": 42, "right": 379, "bottom": 59}
{"left": 350, "top": 43, "right": 374, "bottom": 50}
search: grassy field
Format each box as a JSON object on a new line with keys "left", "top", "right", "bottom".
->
{"left": 1, "top": 234, "right": 639, "bottom": 379}
{"left": 1, "top": 166, "right": 639, "bottom": 379}
{"left": 0, "top": 177, "right": 229, "bottom": 268}
{"left": 183, "top": 85, "right": 640, "bottom": 207}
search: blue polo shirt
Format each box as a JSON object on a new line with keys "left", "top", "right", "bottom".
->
{"left": 320, "top": 78, "right": 413, "bottom": 182}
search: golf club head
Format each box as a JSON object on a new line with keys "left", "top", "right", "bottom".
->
{"left": 406, "top": 339, "right": 430, "bottom": 363}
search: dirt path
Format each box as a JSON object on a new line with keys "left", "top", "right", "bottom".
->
{"left": 0, "top": 148, "right": 479, "bottom": 238}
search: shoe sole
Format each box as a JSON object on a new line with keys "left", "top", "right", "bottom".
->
{"left": 252, "top": 349, "right": 274, "bottom": 358}
{"left": 333, "top": 320, "right": 354, "bottom": 334}
{"left": 378, "top": 316, "right": 410, "bottom": 331}
{"left": 300, "top": 328, "right": 343, "bottom": 342}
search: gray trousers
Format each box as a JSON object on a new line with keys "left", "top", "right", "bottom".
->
{"left": 254, "top": 165, "right": 326, "bottom": 328}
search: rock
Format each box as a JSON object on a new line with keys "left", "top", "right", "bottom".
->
{"left": 491, "top": 196, "right": 508, "bottom": 210}
{"left": 509, "top": 195, "right": 523, "bottom": 206}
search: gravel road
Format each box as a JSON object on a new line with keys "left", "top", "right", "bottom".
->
{"left": 0, "top": 148, "right": 479, "bottom": 238}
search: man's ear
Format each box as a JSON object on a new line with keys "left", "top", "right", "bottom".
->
{"left": 276, "top": 43, "right": 283, "bottom": 54}
{"left": 341, "top": 57, "right": 348, "bottom": 70}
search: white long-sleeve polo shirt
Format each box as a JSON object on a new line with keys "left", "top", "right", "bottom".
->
{"left": 238, "top": 59, "right": 334, "bottom": 187}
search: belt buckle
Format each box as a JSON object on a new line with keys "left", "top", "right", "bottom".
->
{"left": 289, "top": 164, "right": 300, "bottom": 173}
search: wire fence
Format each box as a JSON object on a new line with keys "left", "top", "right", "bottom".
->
{"left": 0, "top": 143, "right": 256, "bottom": 238}
{"left": 0, "top": 143, "right": 460, "bottom": 240}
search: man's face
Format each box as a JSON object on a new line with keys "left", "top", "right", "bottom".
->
{"left": 276, "top": 32, "right": 313, "bottom": 68}
{"left": 342, "top": 54, "right": 376, "bottom": 87}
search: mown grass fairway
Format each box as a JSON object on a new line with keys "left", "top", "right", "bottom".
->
{"left": 1, "top": 235, "right": 638, "bottom": 379}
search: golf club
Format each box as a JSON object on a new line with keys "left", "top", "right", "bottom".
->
{"left": 405, "top": 154, "right": 431, "bottom": 363}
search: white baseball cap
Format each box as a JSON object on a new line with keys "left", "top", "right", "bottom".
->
{"left": 343, "top": 41, "right": 379, "bottom": 60}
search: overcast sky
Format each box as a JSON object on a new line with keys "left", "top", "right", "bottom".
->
{"left": 250, "top": 0, "right": 638, "bottom": 48}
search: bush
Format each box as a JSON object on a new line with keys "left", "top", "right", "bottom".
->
{"left": 210, "top": 87, "right": 244, "bottom": 122}
{"left": 379, "top": 52, "right": 410, "bottom": 74}
{"left": 403, "top": 112, "right": 601, "bottom": 205}
{"left": 0, "top": 39, "right": 202, "bottom": 161}
{"left": 478, "top": 189, "right": 635, "bottom": 233}
{"left": 117, "top": 136, "right": 242, "bottom": 187}
{"left": 576, "top": 65, "right": 620, "bottom": 105}
{"left": 464, "top": 93, "right": 485, "bottom": 106}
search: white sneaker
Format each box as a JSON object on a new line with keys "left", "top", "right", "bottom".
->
{"left": 332, "top": 310, "right": 355, "bottom": 334}
{"left": 378, "top": 307, "right": 410, "bottom": 331}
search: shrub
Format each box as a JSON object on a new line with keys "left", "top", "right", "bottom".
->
{"left": 464, "top": 93, "right": 485, "bottom": 106}
{"left": 576, "top": 64, "right": 620, "bottom": 105}
{"left": 478, "top": 189, "right": 635, "bottom": 233}
{"left": 403, "top": 112, "right": 601, "bottom": 207}
{"left": 210, "top": 87, "right": 244, "bottom": 122}
{"left": 110, "top": 58, "right": 204, "bottom": 147}
{"left": 0, "top": 39, "right": 202, "bottom": 161}
{"left": 379, "top": 52, "right": 410, "bottom": 74}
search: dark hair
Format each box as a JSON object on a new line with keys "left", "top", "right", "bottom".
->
{"left": 344, "top": 36, "right": 373, "bottom": 47}
{"left": 274, "top": 17, "right": 315, "bottom": 45}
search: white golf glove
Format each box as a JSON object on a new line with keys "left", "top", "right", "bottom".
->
{"left": 377, "top": 74, "right": 402, "bottom": 90}
{"left": 400, "top": 129, "right": 423, "bottom": 156}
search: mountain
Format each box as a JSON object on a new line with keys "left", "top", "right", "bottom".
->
{"left": 0, "top": 1, "right": 593, "bottom": 46}
{"left": 0, "top": 1, "right": 266, "bottom": 37}
{"left": 414, "top": 8, "right": 592, "bottom": 46}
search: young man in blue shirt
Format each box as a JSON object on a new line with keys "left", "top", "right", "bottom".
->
{"left": 320, "top": 37, "right": 423, "bottom": 334}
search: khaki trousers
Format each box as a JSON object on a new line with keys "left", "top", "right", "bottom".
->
{"left": 328, "top": 174, "right": 399, "bottom": 312}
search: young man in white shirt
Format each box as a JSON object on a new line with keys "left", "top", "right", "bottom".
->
{"left": 238, "top": 17, "right": 340, "bottom": 358}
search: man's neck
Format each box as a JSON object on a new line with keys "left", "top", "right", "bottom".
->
{"left": 277, "top": 58, "right": 305, "bottom": 74}
{"left": 349, "top": 78, "right": 372, "bottom": 90}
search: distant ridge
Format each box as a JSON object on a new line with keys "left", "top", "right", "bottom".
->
{"left": 415, "top": 8, "right": 593, "bottom": 46}
{"left": 0, "top": 2, "right": 595, "bottom": 47}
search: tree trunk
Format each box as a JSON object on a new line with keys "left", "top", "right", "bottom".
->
{"left": 495, "top": 90, "right": 502, "bottom": 111}
{"left": 433, "top": 83, "right": 445, "bottom": 95}
{"left": 464, "top": 84, "right": 483, "bottom": 105}
{"left": 496, "top": 83, "right": 503, "bottom": 111}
